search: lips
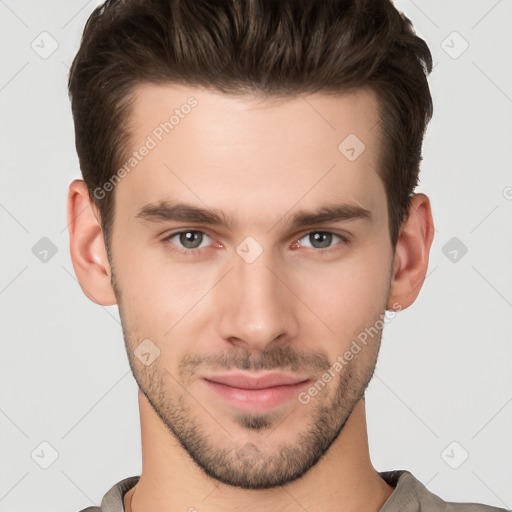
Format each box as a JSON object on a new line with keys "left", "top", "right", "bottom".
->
{"left": 200, "top": 372, "right": 312, "bottom": 413}
{"left": 202, "top": 372, "right": 310, "bottom": 389}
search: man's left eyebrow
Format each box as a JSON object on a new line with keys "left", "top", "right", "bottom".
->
{"left": 286, "top": 203, "right": 372, "bottom": 230}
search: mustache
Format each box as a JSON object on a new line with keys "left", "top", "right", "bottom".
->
{"left": 179, "top": 344, "right": 332, "bottom": 380}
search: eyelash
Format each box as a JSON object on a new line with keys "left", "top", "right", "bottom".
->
{"left": 161, "top": 229, "right": 351, "bottom": 257}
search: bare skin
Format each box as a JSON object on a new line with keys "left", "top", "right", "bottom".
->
{"left": 67, "top": 84, "right": 434, "bottom": 512}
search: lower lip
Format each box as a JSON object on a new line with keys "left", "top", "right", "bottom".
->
{"left": 202, "top": 379, "right": 311, "bottom": 413}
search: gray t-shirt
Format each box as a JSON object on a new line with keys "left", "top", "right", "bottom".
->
{"left": 78, "top": 470, "right": 509, "bottom": 512}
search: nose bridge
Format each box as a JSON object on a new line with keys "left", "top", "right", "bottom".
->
{"left": 218, "top": 245, "right": 297, "bottom": 350}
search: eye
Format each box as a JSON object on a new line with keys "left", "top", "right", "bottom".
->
{"left": 162, "top": 230, "right": 213, "bottom": 254}
{"left": 295, "top": 231, "right": 349, "bottom": 253}
{"left": 161, "top": 229, "right": 350, "bottom": 257}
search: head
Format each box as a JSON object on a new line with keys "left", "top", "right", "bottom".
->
{"left": 67, "top": 0, "right": 434, "bottom": 490}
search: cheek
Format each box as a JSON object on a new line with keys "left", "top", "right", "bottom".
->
{"left": 114, "top": 253, "right": 218, "bottom": 374}
{"left": 113, "top": 235, "right": 199, "bottom": 309}
{"left": 121, "top": 276, "right": 198, "bottom": 342}
{"left": 295, "top": 244, "right": 392, "bottom": 343}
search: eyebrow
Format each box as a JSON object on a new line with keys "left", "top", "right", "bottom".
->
{"left": 135, "top": 200, "right": 372, "bottom": 231}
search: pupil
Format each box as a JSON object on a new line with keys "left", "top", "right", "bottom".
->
{"left": 181, "top": 231, "right": 201, "bottom": 249}
{"left": 312, "top": 232, "right": 331, "bottom": 248}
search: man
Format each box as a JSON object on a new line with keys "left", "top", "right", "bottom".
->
{"left": 66, "top": 0, "right": 506, "bottom": 511}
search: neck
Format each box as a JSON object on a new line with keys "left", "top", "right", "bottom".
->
{"left": 124, "top": 391, "right": 394, "bottom": 512}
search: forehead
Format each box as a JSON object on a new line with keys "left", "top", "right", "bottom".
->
{"left": 128, "top": 83, "right": 381, "bottom": 151}
{"left": 116, "top": 83, "right": 385, "bottom": 226}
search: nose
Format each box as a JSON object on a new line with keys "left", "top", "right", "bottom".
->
{"left": 217, "top": 248, "right": 299, "bottom": 353}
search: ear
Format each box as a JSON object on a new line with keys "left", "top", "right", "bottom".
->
{"left": 386, "top": 193, "right": 435, "bottom": 311}
{"left": 66, "top": 179, "right": 117, "bottom": 306}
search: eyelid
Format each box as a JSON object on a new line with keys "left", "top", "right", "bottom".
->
{"left": 296, "top": 228, "right": 351, "bottom": 242}
{"left": 161, "top": 228, "right": 349, "bottom": 243}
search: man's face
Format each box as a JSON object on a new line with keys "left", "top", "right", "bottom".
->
{"left": 108, "top": 84, "right": 395, "bottom": 489}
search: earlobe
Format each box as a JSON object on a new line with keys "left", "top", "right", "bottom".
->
{"left": 66, "top": 179, "right": 118, "bottom": 306}
{"left": 386, "top": 193, "right": 435, "bottom": 311}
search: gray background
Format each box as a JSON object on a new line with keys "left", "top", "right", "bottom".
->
{"left": 0, "top": 0, "right": 511, "bottom": 511}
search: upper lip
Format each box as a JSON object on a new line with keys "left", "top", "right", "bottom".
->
{"left": 203, "top": 372, "right": 311, "bottom": 390}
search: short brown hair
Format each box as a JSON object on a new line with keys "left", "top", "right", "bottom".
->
{"left": 68, "top": 0, "right": 433, "bottom": 254}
